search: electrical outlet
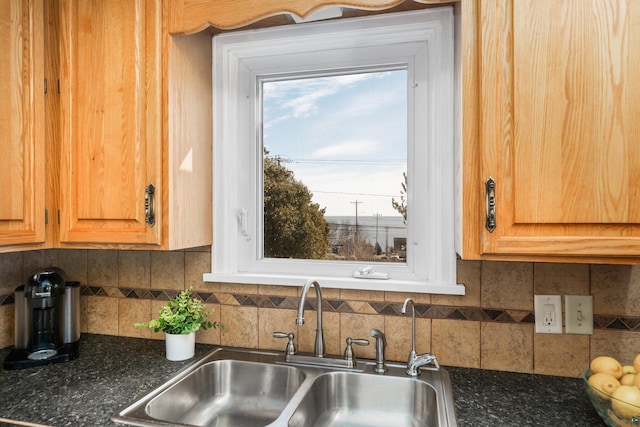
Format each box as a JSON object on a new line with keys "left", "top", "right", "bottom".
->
{"left": 565, "top": 295, "right": 593, "bottom": 335}
{"left": 534, "top": 295, "right": 562, "bottom": 334}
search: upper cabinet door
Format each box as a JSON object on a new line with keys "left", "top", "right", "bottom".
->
{"left": 58, "top": 0, "right": 162, "bottom": 245}
{"left": 0, "top": 0, "right": 45, "bottom": 248}
{"left": 464, "top": 0, "right": 640, "bottom": 260}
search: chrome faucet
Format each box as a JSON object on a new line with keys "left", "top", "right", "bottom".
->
{"left": 296, "top": 279, "right": 325, "bottom": 357}
{"left": 401, "top": 297, "right": 439, "bottom": 376}
{"left": 369, "top": 328, "right": 387, "bottom": 374}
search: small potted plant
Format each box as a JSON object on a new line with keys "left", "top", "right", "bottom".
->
{"left": 135, "top": 287, "right": 220, "bottom": 361}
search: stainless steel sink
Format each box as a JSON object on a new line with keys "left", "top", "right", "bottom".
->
{"left": 112, "top": 347, "right": 458, "bottom": 427}
{"left": 145, "top": 359, "right": 305, "bottom": 426}
{"left": 288, "top": 371, "right": 439, "bottom": 427}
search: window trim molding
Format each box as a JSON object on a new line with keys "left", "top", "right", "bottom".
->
{"left": 205, "top": 8, "right": 464, "bottom": 295}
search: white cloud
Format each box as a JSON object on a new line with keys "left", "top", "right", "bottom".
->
{"left": 263, "top": 72, "right": 384, "bottom": 120}
{"left": 311, "top": 139, "right": 378, "bottom": 158}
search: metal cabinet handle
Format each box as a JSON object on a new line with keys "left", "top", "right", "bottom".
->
{"left": 145, "top": 184, "right": 155, "bottom": 226}
{"left": 485, "top": 177, "right": 496, "bottom": 232}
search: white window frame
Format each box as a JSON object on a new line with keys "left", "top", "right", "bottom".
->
{"left": 204, "top": 8, "right": 464, "bottom": 295}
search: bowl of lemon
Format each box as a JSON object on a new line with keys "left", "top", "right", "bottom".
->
{"left": 585, "top": 355, "right": 640, "bottom": 426}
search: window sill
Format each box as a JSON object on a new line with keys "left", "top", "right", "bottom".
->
{"left": 203, "top": 272, "right": 465, "bottom": 295}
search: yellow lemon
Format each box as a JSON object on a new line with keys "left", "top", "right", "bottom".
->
{"left": 622, "top": 373, "right": 636, "bottom": 386}
{"left": 591, "top": 356, "right": 623, "bottom": 379}
{"left": 612, "top": 385, "right": 640, "bottom": 419}
{"left": 623, "top": 365, "right": 637, "bottom": 375}
{"left": 631, "top": 373, "right": 640, "bottom": 390}
{"left": 634, "top": 354, "right": 640, "bottom": 375}
{"left": 589, "top": 372, "right": 621, "bottom": 399}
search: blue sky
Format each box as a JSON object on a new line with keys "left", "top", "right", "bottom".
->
{"left": 262, "top": 69, "right": 407, "bottom": 217}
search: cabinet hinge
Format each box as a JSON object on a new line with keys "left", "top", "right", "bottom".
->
{"left": 485, "top": 177, "right": 496, "bottom": 233}
{"left": 45, "top": 209, "right": 48, "bottom": 225}
{"left": 44, "top": 78, "right": 48, "bottom": 94}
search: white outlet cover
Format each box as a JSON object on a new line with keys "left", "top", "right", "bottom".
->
{"left": 565, "top": 295, "right": 594, "bottom": 335}
{"left": 534, "top": 295, "right": 562, "bottom": 334}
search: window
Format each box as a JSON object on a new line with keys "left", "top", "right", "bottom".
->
{"left": 204, "top": 8, "right": 463, "bottom": 294}
{"left": 262, "top": 69, "right": 407, "bottom": 262}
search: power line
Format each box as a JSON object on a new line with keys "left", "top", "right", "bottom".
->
{"left": 289, "top": 159, "right": 406, "bottom": 165}
{"left": 312, "top": 190, "right": 401, "bottom": 198}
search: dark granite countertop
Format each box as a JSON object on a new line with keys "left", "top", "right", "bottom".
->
{"left": 0, "top": 334, "right": 605, "bottom": 426}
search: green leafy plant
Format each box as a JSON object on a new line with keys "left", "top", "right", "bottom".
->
{"left": 135, "top": 287, "right": 220, "bottom": 335}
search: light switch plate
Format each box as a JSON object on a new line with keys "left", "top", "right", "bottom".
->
{"left": 534, "top": 295, "right": 562, "bottom": 334}
{"left": 565, "top": 295, "right": 593, "bottom": 335}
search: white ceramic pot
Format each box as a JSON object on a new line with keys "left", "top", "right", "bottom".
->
{"left": 164, "top": 332, "right": 195, "bottom": 361}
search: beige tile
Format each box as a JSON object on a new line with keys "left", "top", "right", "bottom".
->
{"left": 339, "top": 313, "right": 385, "bottom": 359}
{"left": 196, "top": 303, "right": 221, "bottom": 345}
{"left": 151, "top": 251, "right": 185, "bottom": 290}
{"left": 259, "top": 285, "right": 298, "bottom": 297}
{"left": 58, "top": 249, "right": 88, "bottom": 284}
{"left": 340, "top": 289, "right": 385, "bottom": 302}
{"left": 85, "top": 296, "right": 118, "bottom": 335}
{"left": 0, "top": 252, "right": 22, "bottom": 295}
{"left": 297, "top": 311, "right": 341, "bottom": 356}
{"left": 534, "top": 333, "right": 589, "bottom": 378}
{"left": 149, "top": 300, "right": 166, "bottom": 340}
{"left": 384, "top": 314, "right": 431, "bottom": 363}
{"left": 217, "top": 293, "right": 240, "bottom": 305}
{"left": 258, "top": 308, "right": 297, "bottom": 351}
{"left": 0, "top": 305, "right": 14, "bottom": 348}
{"left": 80, "top": 295, "right": 89, "bottom": 333}
{"left": 220, "top": 282, "right": 258, "bottom": 295}
{"left": 590, "top": 329, "right": 640, "bottom": 368}
{"left": 592, "top": 265, "right": 640, "bottom": 316}
{"left": 432, "top": 319, "right": 481, "bottom": 368}
{"left": 534, "top": 263, "right": 590, "bottom": 295}
{"left": 344, "top": 301, "right": 378, "bottom": 315}
{"left": 103, "top": 286, "right": 123, "bottom": 298}
{"left": 294, "top": 284, "right": 339, "bottom": 300}
{"left": 184, "top": 246, "right": 212, "bottom": 253}
{"left": 205, "top": 282, "right": 222, "bottom": 293}
{"left": 118, "top": 251, "right": 151, "bottom": 289}
{"left": 23, "top": 250, "right": 59, "bottom": 282}
{"left": 385, "top": 291, "right": 431, "bottom": 305}
{"left": 118, "top": 298, "right": 151, "bottom": 338}
{"left": 87, "top": 250, "right": 118, "bottom": 287}
{"left": 481, "top": 261, "right": 533, "bottom": 310}
{"left": 481, "top": 322, "right": 533, "bottom": 373}
{"left": 220, "top": 305, "right": 258, "bottom": 348}
{"left": 433, "top": 259, "right": 481, "bottom": 306}
{"left": 185, "top": 251, "right": 211, "bottom": 291}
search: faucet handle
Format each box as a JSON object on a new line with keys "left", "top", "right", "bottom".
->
{"left": 343, "top": 337, "right": 369, "bottom": 368}
{"left": 273, "top": 332, "right": 296, "bottom": 359}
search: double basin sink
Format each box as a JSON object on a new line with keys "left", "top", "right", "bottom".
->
{"left": 112, "top": 347, "right": 458, "bottom": 427}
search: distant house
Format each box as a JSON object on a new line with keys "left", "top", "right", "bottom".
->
{"left": 393, "top": 237, "right": 407, "bottom": 260}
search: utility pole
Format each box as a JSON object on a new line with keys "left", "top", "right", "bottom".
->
{"left": 373, "top": 213, "right": 382, "bottom": 252}
{"left": 350, "top": 200, "right": 362, "bottom": 252}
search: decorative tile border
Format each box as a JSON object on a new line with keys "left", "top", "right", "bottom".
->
{"left": 0, "top": 293, "right": 14, "bottom": 306}
{"left": 1, "top": 287, "right": 639, "bottom": 332}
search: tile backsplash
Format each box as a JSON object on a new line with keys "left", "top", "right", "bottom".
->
{"left": 1, "top": 248, "right": 640, "bottom": 378}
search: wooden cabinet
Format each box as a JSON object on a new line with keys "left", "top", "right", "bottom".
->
{"left": 460, "top": 0, "right": 640, "bottom": 262}
{"left": 54, "top": 0, "right": 212, "bottom": 249}
{"left": 57, "top": 0, "right": 162, "bottom": 245}
{"left": 166, "top": 0, "right": 451, "bottom": 34}
{"left": 0, "top": 0, "right": 46, "bottom": 249}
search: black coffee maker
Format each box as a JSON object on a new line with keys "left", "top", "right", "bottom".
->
{"left": 3, "top": 267, "right": 81, "bottom": 370}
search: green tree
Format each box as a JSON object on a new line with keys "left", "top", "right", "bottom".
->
{"left": 263, "top": 152, "right": 329, "bottom": 259}
{"left": 392, "top": 172, "right": 407, "bottom": 224}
